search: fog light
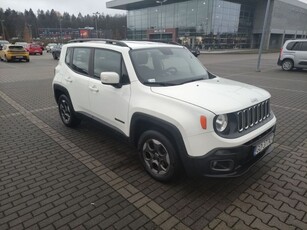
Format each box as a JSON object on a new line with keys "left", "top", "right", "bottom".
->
{"left": 210, "top": 160, "right": 234, "bottom": 172}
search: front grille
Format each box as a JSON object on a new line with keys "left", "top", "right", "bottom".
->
{"left": 237, "top": 100, "right": 270, "bottom": 133}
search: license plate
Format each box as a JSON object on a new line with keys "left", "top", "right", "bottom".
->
{"left": 16, "top": 56, "right": 23, "bottom": 58}
{"left": 254, "top": 134, "right": 274, "bottom": 156}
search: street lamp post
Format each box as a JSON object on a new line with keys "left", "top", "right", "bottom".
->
{"left": 156, "top": 0, "right": 167, "bottom": 40}
{"left": 28, "top": 24, "right": 32, "bottom": 42}
{"left": 1, "top": 20, "right": 5, "bottom": 40}
{"left": 93, "top": 12, "right": 100, "bottom": 38}
{"left": 256, "top": 0, "right": 271, "bottom": 72}
{"left": 59, "top": 18, "right": 62, "bottom": 43}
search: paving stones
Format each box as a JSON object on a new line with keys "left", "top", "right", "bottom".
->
{"left": 1, "top": 54, "right": 306, "bottom": 229}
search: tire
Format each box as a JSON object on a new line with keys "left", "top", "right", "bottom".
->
{"left": 138, "top": 130, "right": 181, "bottom": 182}
{"left": 281, "top": 59, "right": 294, "bottom": 71}
{"left": 53, "top": 53, "right": 58, "bottom": 60}
{"left": 26, "top": 59, "right": 30, "bottom": 62}
{"left": 58, "top": 94, "right": 81, "bottom": 127}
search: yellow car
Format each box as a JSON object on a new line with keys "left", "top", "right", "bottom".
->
{"left": 0, "top": 44, "right": 30, "bottom": 62}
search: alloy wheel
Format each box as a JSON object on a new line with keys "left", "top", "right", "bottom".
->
{"left": 142, "top": 139, "right": 170, "bottom": 176}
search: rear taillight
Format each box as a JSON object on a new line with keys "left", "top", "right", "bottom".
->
{"left": 280, "top": 48, "right": 283, "bottom": 57}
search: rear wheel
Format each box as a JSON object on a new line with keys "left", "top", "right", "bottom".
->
{"left": 58, "top": 94, "right": 81, "bottom": 127}
{"left": 282, "top": 59, "right": 294, "bottom": 71}
{"left": 138, "top": 130, "right": 181, "bottom": 182}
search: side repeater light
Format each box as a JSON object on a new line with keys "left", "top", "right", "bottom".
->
{"left": 200, "top": 116, "right": 207, "bottom": 129}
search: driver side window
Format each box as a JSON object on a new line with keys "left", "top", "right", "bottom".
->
{"left": 94, "top": 49, "right": 121, "bottom": 78}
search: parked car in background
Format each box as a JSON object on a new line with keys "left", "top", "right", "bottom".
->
{"left": 46, "top": 43, "right": 57, "bottom": 53}
{"left": 0, "top": 44, "right": 30, "bottom": 62}
{"left": 25, "top": 43, "right": 43, "bottom": 55}
{"left": 0, "top": 40, "right": 9, "bottom": 50}
{"left": 277, "top": 39, "right": 307, "bottom": 71}
{"left": 184, "top": 44, "right": 200, "bottom": 57}
{"left": 51, "top": 44, "right": 62, "bottom": 60}
{"left": 149, "top": 40, "right": 200, "bottom": 57}
{"left": 15, "top": 42, "right": 27, "bottom": 48}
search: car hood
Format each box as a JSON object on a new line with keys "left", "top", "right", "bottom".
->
{"left": 150, "top": 77, "right": 271, "bottom": 114}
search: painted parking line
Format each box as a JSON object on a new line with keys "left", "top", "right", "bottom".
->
{"left": 0, "top": 106, "right": 58, "bottom": 118}
{"left": 0, "top": 89, "right": 190, "bottom": 230}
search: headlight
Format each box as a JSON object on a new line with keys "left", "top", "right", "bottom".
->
{"left": 215, "top": 114, "right": 228, "bottom": 132}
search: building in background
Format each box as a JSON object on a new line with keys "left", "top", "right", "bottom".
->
{"left": 107, "top": 0, "right": 307, "bottom": 50}
{"left": 38, "top": 27, "right": 113, "bottom": 41}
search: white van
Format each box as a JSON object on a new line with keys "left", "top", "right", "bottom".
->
{"left": 277, "top": 39, "right": 307, "bottom": 71}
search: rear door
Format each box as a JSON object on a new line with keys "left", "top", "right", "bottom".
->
{"left": 61, "top": 47, "right": 91, "bottom": 113}
{"left": 291, "top": 42, "right": 307, "bottom": 68}
{"left": 295, "top": 41, "right": 307, "bottom": 68}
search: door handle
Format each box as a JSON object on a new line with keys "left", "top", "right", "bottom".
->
{"left": 89, "top": 86, "right": 99, "bottom": 92}
{"left": 65, "top": 77, "right": 72, "bottom": 83}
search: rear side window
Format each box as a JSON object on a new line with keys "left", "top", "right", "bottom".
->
{"left": 301, "top": 42, "right": 307, "bottom": 51}
{"left": 292, "top": 42, "right": 302, "bottom": 51}
{"left": 286, "top": 42, "right": 296, "bottom": 50}
{"left": 65, "top": 47, "right": 72, "bottom": 66}
{"left": 72, "top": 48, "right": 91, "bottom": 75}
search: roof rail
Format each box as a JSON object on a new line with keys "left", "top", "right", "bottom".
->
{"left": 68, "top": 38, "right": 129, "bottom": 47}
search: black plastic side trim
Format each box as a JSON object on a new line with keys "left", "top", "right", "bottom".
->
{"left": 53, "top": 84, "right": 70, "bottom": 104}
{"left": 298, "top": 61, "right": 307, "bottom": 66}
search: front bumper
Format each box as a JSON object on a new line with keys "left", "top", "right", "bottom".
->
{"left": 183, "top": 125, "right": 276, "bottom": 177}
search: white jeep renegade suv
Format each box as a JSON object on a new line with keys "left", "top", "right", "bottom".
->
{"left": 52, "top": 39, "right": 276, "bottom": 182}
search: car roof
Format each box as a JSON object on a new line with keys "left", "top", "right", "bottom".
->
{"left": 285, "top": 39, "right": 307, "bottom": 43}
{"left": 67, "top": 39, "right": 183, "bottom": 50}
{"left": 122, "top": 41, "right": 181, "bottom": 49}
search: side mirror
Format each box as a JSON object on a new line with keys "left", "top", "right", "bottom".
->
{"left": 100, "top": 72, "right": 121, "bottom": 87}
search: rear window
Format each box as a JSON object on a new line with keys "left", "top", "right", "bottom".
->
{"left": 9, "top": 46, "right": 24, "bottom": 50}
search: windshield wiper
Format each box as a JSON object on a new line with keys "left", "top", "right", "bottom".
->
{"left": 143, "top": 82, "right": 176, "bottom": 86}
{"left": 179, "top": 77, "right": 205, "bottom": 85}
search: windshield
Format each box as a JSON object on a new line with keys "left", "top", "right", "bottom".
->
{"left": 130, "top": 47, "right": 208, "bottom": 86}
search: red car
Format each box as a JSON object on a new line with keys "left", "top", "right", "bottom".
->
{"left": 25, "top": 44, "right": 43, "bottom": 55}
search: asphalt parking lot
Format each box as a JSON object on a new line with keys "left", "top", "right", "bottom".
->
{"left": 0, "top": 51, "right": 306, "bottom": 230}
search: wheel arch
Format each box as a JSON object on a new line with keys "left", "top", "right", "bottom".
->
{"left": 281, "top": 58, "right": 294, "bottom": 70}
{"left": 130, "top": 113, "right": 189, "bottom": 166}
{"left": 53, "top": 84, "right": 71, "bottom": 105}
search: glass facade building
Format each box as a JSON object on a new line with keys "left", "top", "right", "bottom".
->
{"left": 126, "top": 0, "right": 255, "bottom": 49}
{"left": 107, "top": 0, "right": 307, "bottom": 50}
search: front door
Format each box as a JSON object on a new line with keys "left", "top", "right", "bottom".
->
{"left": 88, "top": 48, "right": 131, "bottom": 134}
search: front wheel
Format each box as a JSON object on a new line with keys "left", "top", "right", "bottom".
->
{"left": 138, "top": 130, "right": 181, "bottom": 182}
{"left": 282, "top": 59, "right": 293, "bottom": 71}
{"left": 58, "top": 94, "right": 81, "bottom": 127}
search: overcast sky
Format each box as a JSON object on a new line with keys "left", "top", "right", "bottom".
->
{"left": 0, "top": 0, "right": 126, "bottom": 16}
{"left": 1, "top": 0, "right": 307, "bottom": 16}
